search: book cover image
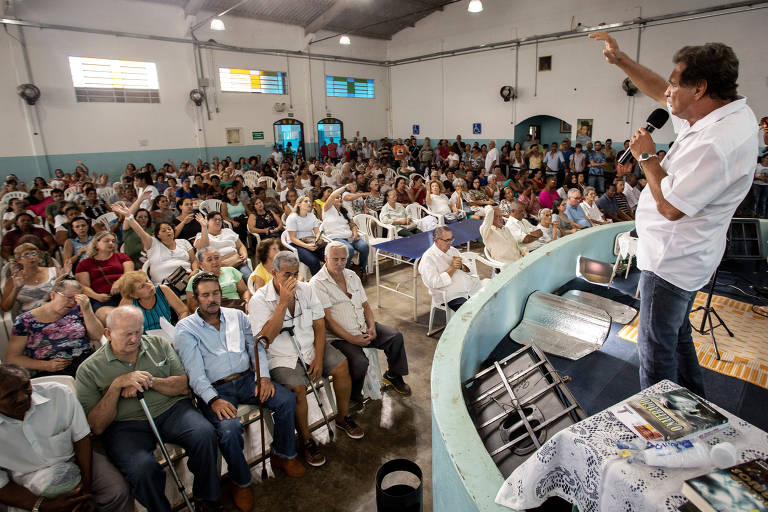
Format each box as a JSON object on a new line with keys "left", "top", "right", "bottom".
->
{"left": 613, "top": 389, "right": 728, "bottom": 441}
{"left": 684, "top": 459, "right": 768, "bottom": 512}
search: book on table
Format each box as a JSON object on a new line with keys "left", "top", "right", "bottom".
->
{"left": 611, "top": 388, "right": 729, "bottom": 441}
{"left": 681, "top": 458, "right": 768, "bottom": 512}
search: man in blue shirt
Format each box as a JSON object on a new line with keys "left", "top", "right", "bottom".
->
{"left": 596, "top": 183, "right": 632, "bottom": 222}
{"left": 175, "top": 273, "right": 305, "bottom": 511}
{"left": 588, "top": 140, "right": 607, "bottom": 194}
{"left": 564, "top": 188, "right": 590, "bottom": 228}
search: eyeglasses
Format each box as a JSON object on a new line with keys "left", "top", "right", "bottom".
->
{"left": 55, "top": 290, "right": 77, "bottom": 301}
{"left": 438, "top": 237, "right": 454, "bottom": 243}
{"left": 20, "top": 251, "right": 38, "bottom": 258}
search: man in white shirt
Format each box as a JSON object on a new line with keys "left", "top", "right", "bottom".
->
{"left": 310, "top": 242, "right": 411, "bottom": 403}
{"left": 592, "top": 33, "right": 758, "bottom": 396}
{"left": 418, "top": 226, "right": 485, "bottom": 311}
{"left": 485, "top": 140, "right": 499, "bottom": 174}
{"left": 622, "top": 173, "right": 642, "bottom": 210}
{"left": 248, "top": 251, "right": 363, "bottom": 468}
{"left": 479, "top": 205, "right": 527, "bottom": 264}
{"left": 505, "top": 201, "right": 545, "bottom": 251}
{"left": 0, "top": 364, "right": 130, "bottom": 512}
{"left": 279, "top": 175, "right": 305, "bottom": 203}
{"left": 271, "top": 146, "right": 283, "bottom": 165}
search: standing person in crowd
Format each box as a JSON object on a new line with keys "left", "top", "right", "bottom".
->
{"left": 0, "top": 363, "right": 132, "bottom": 512}
{"left": 591, "top": 32, "right": 758, "bottom": 395}
{"left": 543, "top": 142, "right": 564, "bottom": 182}
{"left": 249, "top": 251, "right": 364, "bottom": 468}
{"left": 194, "top": 211, "right": 252, "bottom": 281}
{"left": 485, "top": 140, "right": 499, "bottom": 174}
{"left": 569, "top": 143, "right": 587, "bottom": 176}
{"left": 7, "top": 277, "right": 102, "bottom": 377}
{"left": 526, "top": 142, "right": 543, "bottom": 172}
{"left": 75, "top": 231, "right": 133, "bottom": 324}
{"left": 75, "top": 306, "right": 223, "bottom": 512}
{"left": 603, "top": 139, "right": 617, "bottom": 186}
{"left": 587, "top": 141, "right": 607, "bottom": 194}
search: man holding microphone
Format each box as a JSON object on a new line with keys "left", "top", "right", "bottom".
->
{"left": 590, "top": 32, "right": 758, "bottom": 396}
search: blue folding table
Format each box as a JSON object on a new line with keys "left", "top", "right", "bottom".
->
{"left": 372, "top": 218, "right": 483, "bottom": 320}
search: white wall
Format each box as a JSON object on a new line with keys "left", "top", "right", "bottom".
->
{"left": 387, "top": 0, "right": 768, "bottom": 146}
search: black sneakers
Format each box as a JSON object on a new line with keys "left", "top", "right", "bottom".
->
{"left": 383, "top": 371, "right": 412, "bottom": 396}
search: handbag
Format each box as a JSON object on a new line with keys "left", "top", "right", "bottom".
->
{"left": 300, "top": 235, "right": 327, "bottom": 251}
{"left": 164, "top": 266, "right": 190, "bottom": 293}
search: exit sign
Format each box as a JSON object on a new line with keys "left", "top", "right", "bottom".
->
{"left": 252, "top": 131, "right": 264, "bottom": 140}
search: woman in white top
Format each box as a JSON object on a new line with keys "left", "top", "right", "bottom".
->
{"left": 449, "top": 179, "right": 472, "bottom": 217}
{"left": 194, "top": 210, "right": 252, "bottom": 280}
{"left": 425, "top": 180, "right": 463, "bottom": 224}
{"left": 114, "top": 203, "right": 198, "bottom": 289}
{"left": 1, "top": 242, "right": 64, "bottom": 317}
{"left": 580, "top": 186, "right": 611, "bottom": 226}
{"left": 286, "top": 195, "right": 325, "bottom": 275}
{"left": 322, "top": 186, "right": 370, "bottom": 272}
{"left": 380, "top": 189, "right": 419, "bottom": 237}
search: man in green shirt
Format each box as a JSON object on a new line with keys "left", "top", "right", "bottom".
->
{"left": 75, "top": 306, "right": 223, "bottom": 512}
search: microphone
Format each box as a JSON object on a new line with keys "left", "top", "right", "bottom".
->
{"left": 618, "top": 108, "right": 670, "bottom": 166}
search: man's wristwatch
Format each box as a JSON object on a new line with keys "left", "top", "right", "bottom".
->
{"left": 638, "top": 152, "right": 658, "bottom": 163}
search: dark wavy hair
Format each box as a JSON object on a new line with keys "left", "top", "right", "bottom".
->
{"left": 673, "top": 43, "right": 738, "bottom": 101}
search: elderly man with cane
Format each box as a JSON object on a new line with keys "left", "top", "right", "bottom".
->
{"left": 249, "top": 251, "right": 363, "bottom": 469}
{"left": 175, "top": 272, "right": 305, "bottom": 512}
{"left": 75, "top": 306, "right": 222, "bottom": 512}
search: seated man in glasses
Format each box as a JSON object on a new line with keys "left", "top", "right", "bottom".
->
{"left": 248, "top": 251, "right": 363, "bottom": 469}
{"left": 175, "top": 272, "right": 304, "bottom": 512}
{"left": 418, "top": 226, "right": 485, "bottom": 311}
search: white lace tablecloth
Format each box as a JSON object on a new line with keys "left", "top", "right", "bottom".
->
{"left": 495, "top": 380, "right": 768, "bottom": 512}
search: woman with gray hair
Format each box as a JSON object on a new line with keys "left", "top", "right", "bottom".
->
{"left": 7, "top": 276, "right": 103, "bottom": 377}
{"left": 185, "top": 248, "right": 250, "bottom": 312}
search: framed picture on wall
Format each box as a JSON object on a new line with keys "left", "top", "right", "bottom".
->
{"left": 575, "top": 118, "right": 593, "bottom": 145}
{"left": 560, "top": 121, "right": 572, "bottom": 134}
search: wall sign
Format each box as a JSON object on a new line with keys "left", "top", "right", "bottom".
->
{"left": 252, "top": 131, "right": 264, "bottom": 140}
{"left": 472, "top": 123, "right": 482, "bottom": 135}
{"left": 412, "top": 124, "right": 420, "bottom": 135}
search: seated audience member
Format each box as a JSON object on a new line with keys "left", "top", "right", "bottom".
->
{"left": 122, "top": 208, "right": 154, "bottom": 266}
{"left": 1, "top": 243, "right": 62, "bottom": 317}
{"left": 114, "top": 203, "right": 196, "bottom": 285}
{"left": 615, "top": 180, "right": 636, "bottom": 220}
{"left": 285, "top": 196, "right": 325, "bottom": 275}
{"left": 175, "top": 273, "right": 305, "bottom": 510}
{"left": 1, "top": 213, "right": 56, "bottom": 260}
{"left": 25, "top": 188, "right": 53, "bottom": 219}
{"left": 221, "top": 186, "right": 250, "bottom": 243}
{"left": 393, "top": 177, "right": 415, "bottom": 205}
{"left": 479, "top": 205, "right": 527, "bottom": 265}
{"left": 283, "top": 189, "right": 300, "bottom": 218}
{"left": 43, "top": 188, "right": 66, "bottom": 228}
{"left": 247, "top": 197, "right": 283, "bottom": 239}
{"left": 150, "top": 194, "right": 175, "bottom": 225}
{"left": 380, "top": 189, "right": 419, "bottom": 237}
{"left": 552, "top": 199, "right": 579, "bottom": 235}
{"left": 75, "top": 306, "right": 222, "bottom": 512}
{"left": 564, "top": 188, "right": 590, "bottom": 229}
{"left": 62, "top": 216, "right": 94, "bottom": 267}
{"left": 505, "top": 201, "right": 545, "bottom": 251}
{"left": 426, "top": 180, "right": 462, "bottom": 223}
{"left": 418, "top": 226, "right": 485, "bottom": 311}
{"left": 8, "top": 277, "right": 102, "bottom": 377}
{"left": 248, "top": 251, "right": 363, "bottom": 467}
{"left": 516, "top": 181, "right": 541, "bottom": 219}
{"left": 410, "top": 175, "right": 426, "bottom": 205}
{"left": 175, "top": 197, "right": 203, "bottom": 240}
{"left": 2, "top": 198, "right": 36, "bottom": 232}
{"left": 537, "top": 208, "right": 560, "bottom": 243}
{"left": 0, "top": 363, "right": 131, "bottom": 512}
{"left": 83, "top": 187, "right": 109, "bottom": 220}
{"left": 580, "top": 186, "right": 611, "bottom": 225}
{"left": 194, "top": 211, "right": 252, "bottom": 280}
{"left": 467, "top": 178, "right": 494, "bottom": 215}
{"left": 538, "top": 176, "right": 560, "bottom": 210}
{"left": 341, "top": 181, "right": 368, "bottom": 216}
{"left": 75, "top": 231, "right": 134, "bottom": 324}
{"left": 115, "top": 271, "right": 188, "bottom": 331}
{"left": 176, "top": 178, "right": 197, "bottom": 199}
{"left": 310, "top": 242, "right": 411, "bottom": 405}
{"left": 186, "top": 248, "right": 250, "bottom": 312}
{"left": 498, "top": 186, "right": 516, "bottom": 217}
{"left": 248, "top": 238, "right": 284, "bottom": 291}
{"left": 596, "top": 183, "right": 632, "bottom": 222}
{"left": 322, "top": 186, "right": 369, "bottom": 273}
{"left": 54, "top": 204, "right": 85, "bottom": 247}
{"left": 363, "top": 178, "right": 385, "bottom": 215}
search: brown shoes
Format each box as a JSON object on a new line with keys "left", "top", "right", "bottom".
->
{"left": 270, "top": 453, "right": 306, "bottom": 477}
{"left": 231, "top": 485, "right": 254, "bottom": 512}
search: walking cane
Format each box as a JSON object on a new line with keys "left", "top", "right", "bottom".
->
{"left": 280, "top": 326, "right": 334, "bottom": 440}
{"left": 136, "top": 391, "right": 195, "bottom": 512}
{"left": 255, "top": 336, "right": 270, "bottom": 480}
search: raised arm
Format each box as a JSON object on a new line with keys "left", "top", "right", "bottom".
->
{"left": 324, "top": 185, "right": 346, "bottom": 212}
{"left": 112, "top": 203, "right": 153, "bottom": 251}
{"left": 589, "top": 32, "right": 667, "bottom": 105}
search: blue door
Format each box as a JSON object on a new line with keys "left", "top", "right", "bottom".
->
{"left": 273, "top": 119, "right": 304, "bottom": 157}
{"left": 318, "top": 118, "right": 343, "bottom": 146}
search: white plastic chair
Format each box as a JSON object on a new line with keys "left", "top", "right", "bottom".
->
{"left": 64, "top": 188, "right": 78, "bottom": 202}
{"left": 41, "top": 188, "right": 52, "bottom": 198}
{"left": 461, "top": 251, "right": 504, "bottom": 276}
{"left": 198, "top": 199, "right": 222, "bottom": 216}
{"left": 258, "top": 177, "right": 277, "bottom": 190}
{"left": 409, "top": 202, "right": 446, "bottom": 226}
{"left": 483, "top": 246, "right": 508, "bottom": 272}
{"left": 0, "top": 191, "right": 28, "bottom": 213}
{"left": 426, "top": 289, "right": 466, "bottom": 337}
{"left": 97, "top": 188, "right": 115, "bottom": 203}
{"left": 353, "top": 214, "right": 396, "bottom": 275}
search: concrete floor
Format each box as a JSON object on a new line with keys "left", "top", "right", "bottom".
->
{"left": 220, "top": 260, "right": 442, "bottom": 512}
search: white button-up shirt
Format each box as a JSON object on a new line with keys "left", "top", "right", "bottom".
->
{"left": 480, "top": 206, "right": 527, "bottom": 264}
{"left": 505, "top": 216, "right": 544, "bottom": 251}
{"left": 636, "top": 97, "right": 758, "bottom": 291}
{"left": 310, "top": 265, "right": 368, "bottom": 338}
{"left": 0, "top": 382, "right": 90, "bottom": 489}
{"left": 248, "top": 280, "right": 325, "bottom": 370}
{"left": 623, "top": 184, "right": 642, "bottom": 209}
{"left": 418, "top": 243, "right": 484, "bottom": 303}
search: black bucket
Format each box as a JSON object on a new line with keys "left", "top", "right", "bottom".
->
{"left": 376, "top": 458, "right": 423, "bottom": 512}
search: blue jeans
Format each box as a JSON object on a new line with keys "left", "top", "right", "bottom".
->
{"left": 199, "top": 371, "right": 297, "bottom": 487}
{"left": 588, "top": 174, "right": 605, "bottom": 194}
{"left": 638, "top": 271, "right": 705, "bottom": 397}
{"left": 752, "top": 184, "right": 768, "bottom": 217}
{"left": 333, "top": 237, "right": 369, "bottom": 269}
{"left": 296, "top": 245, "right": 324, "bottom": 275}
{"left": 236, "top": 262, "right": 253, "bottom": 282}
{"left": 103, "top": 399, "right": 220, "bottom": 512}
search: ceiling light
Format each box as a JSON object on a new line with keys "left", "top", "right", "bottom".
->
{"left": 339, "top": 34, "right": 351, "bottom": 45}
{"left": 210, "top": 18, "right": 225, "bottom": 30}
{"left": 468, "top": 0, "right": 483, "bottom": 13}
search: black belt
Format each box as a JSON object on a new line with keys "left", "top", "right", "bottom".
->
{"left": 213, "top": 369, "right": 249, "bottom": 386}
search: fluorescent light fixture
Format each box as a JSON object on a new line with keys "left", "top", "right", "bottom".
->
{"left": 468, "top": 0, "right": 483, "bottom": 13}
{"left": 210, "top": 18, "right": 225, "bottom": 30}
{"left": 339, "top": 34, "right": 351, "bottom": 45}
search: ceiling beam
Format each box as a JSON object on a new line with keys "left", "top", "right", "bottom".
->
{"left": 305, "top": 0, "right": 350, "bottom": 35}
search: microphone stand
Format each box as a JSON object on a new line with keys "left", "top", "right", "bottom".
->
{"left": 691, "top": 265, "right": 733, "bottom": 360}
